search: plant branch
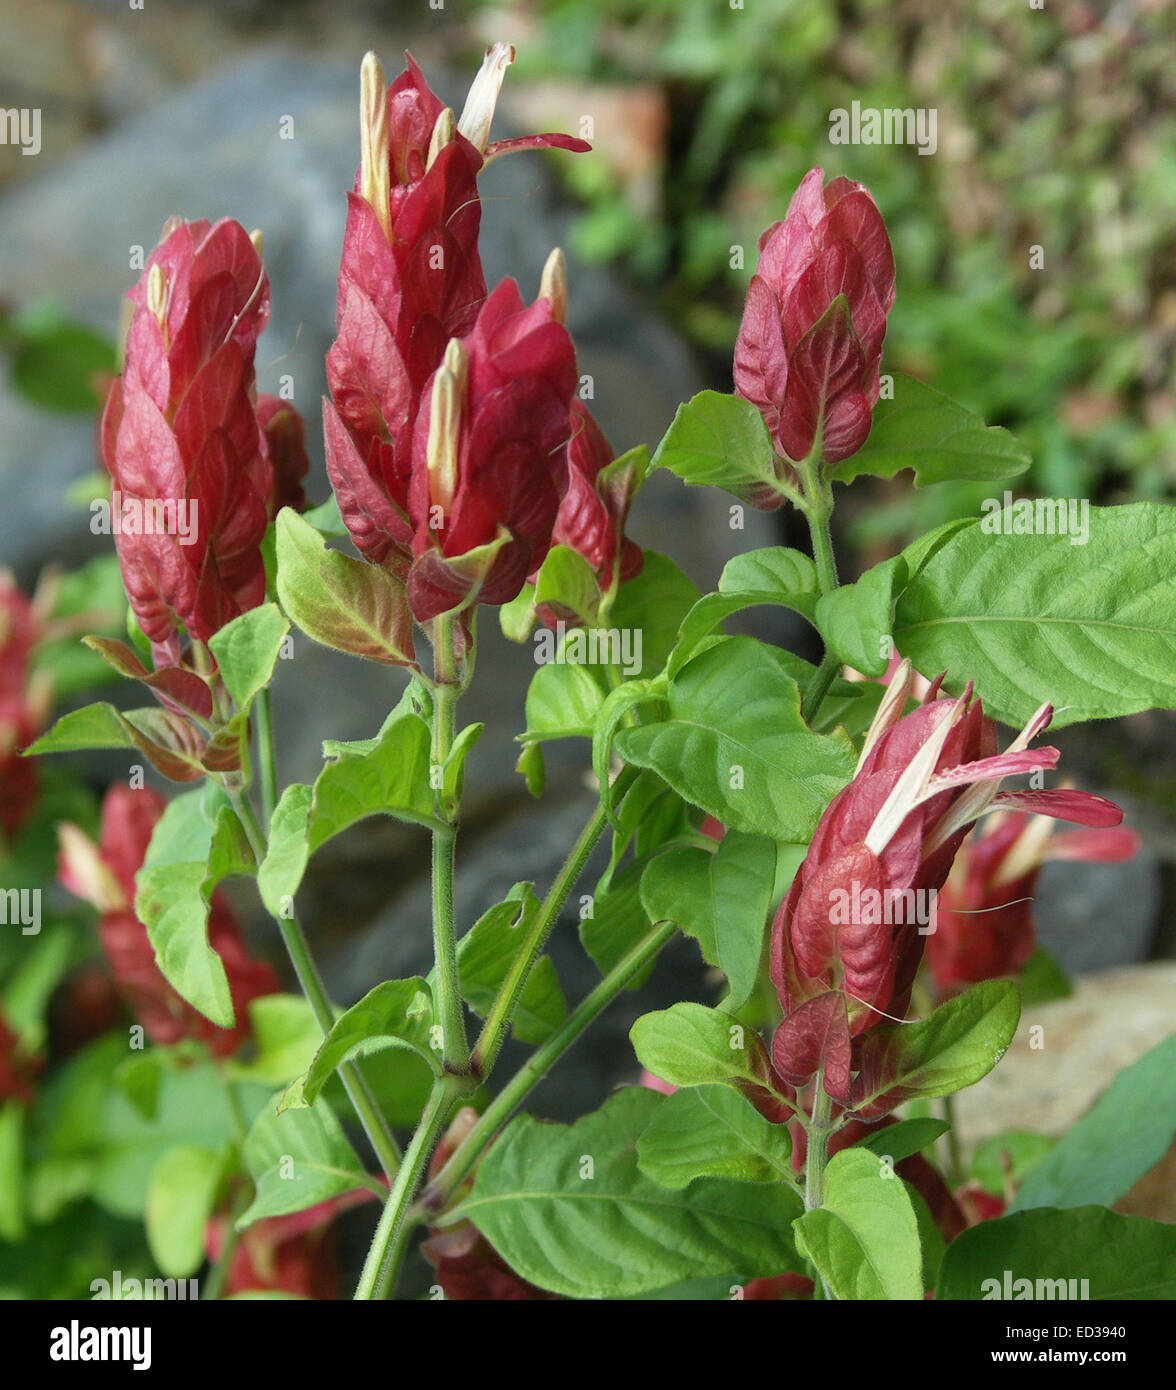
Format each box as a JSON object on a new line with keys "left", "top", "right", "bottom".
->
{"left": 472, "top": 763, "right": 640, "bottom": 1077}
{"left": 422, "top": 918, "right": 677, "bottom": 1215}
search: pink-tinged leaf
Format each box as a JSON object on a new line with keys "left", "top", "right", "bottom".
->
{"left": 482, "top": 132, "right": 592, "bottom": 163}
{"left": 771, "top": 990, "right": 853, "bottom": 1102}
{"left": 1043, "top": 825, "right": 1139, "bottom": 862}
{"left": 923, "top": 747, "right": 1061, "bottom": 795}
{"left": 275, "top": 508, "right": 417, "bottom": 669}
{"left": 81, "top": 636, "right": 213, "bottom": 721}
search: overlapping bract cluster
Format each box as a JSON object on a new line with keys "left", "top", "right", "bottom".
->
{"left": 770, "top": 662, "right": 1124, "bottom": 1113}
{"left": 0, "top": 573, "right": 48, "bottom": 839}
{"left": 58, "top": 785, "right": 279, "bottom": 1056}
{"left": 735, "top": 166, "right": 895, "bottom": 481}
{"left": 324, "top": 46, "right": 637, "bottom": 622}
{"left": 928, "top": 810, "right": 1139, "bottom": 992}
{"left": 101, "top": 217, "right": 307, "bottom": 666}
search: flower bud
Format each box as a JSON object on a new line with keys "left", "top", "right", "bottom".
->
{"left": 735, "top": 167, "right": 895, "bottom": 478}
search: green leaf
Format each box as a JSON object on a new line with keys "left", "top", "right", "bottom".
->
{"left": 652, "top": 389, "right": 786, "bottom": 504}
{"left": 534, "top": 545, "right": 604, "bottom": 626}
{"left": 850, "top": 981, "right": 1021, "bottom": 1116}
{"left": 453, "top": 884, "right": 567, "bottom": 1045}
{"left": 299, "top": 978, "right": 438, "bottom": 1106}
{"left": 1017, "top": 945, "right": 1073, "bottom": 1006}
{"left": 639, "top": 831, "right": 775, "bottom": 1008}
{"left": 522, "top": 661, "right": 605, "bottom": 743}
{"left": 637, "top": 1085, "right": 794, "bottom": 1190}
{"left": 135, "top": 801, "right": 255, "bottom": 1028}
{"left": 8, "top": 311, "right": 116, "bottom": 413}
{"left": 815, "top": 555, "right": 907, "bottom": 678}
{"left": 792, "top": 1146, "right": 923, "bottom": 1300}
{"left": 24, "top": 702, "right": 134, "bottom": 756}
{"left": 0, "top": 1103, "right": 24, "bottom": 1242}
{"left": 970, "top": 1130, "right": 1055, "bottom": 1199}
{"left": 580, "top": 858, "right": 663, "bottom": 989}
{"left": 499, "top": 583, "right": 537, "bottom": 642}
{"left": 830, "top": 374, "right": 1031, "bottom": 487}
{"left": 301, "top": 493, "right": 347, "bottom": 537}
{"left": 258, "top": 711, "right": 439, "bottom": 917}
{"left": 609, "top": 552, "right": 701, "bottom": 679}
{"left": 207, "top": 603, "right": 290, "bottom": 712}
{"left": 629, "top": 1002, "right": 773, "bottom": 1092}
{"left": 275, "top": 508, "right": 417, "bottom": 668}
{"left": 229, "top": 995, "right": 323, "bottom": 1086}
{"left": 669, "top": 547, "right": 818, "bottom": 678}
{"left": 145, "top": 1145, "right": 225, "bottom": 1277}
{"left": 894, "top": 503, "right": 1176, "bottom": 727}
{"left": 443, "top": 722, "right": 483, "bottom": 804}
{"left": 615, "top": 637, "right": 856, "bottom": 843}
{"left": 937, "top": 1207, "right": 1176, "bottom": 1300}
{"left": 238, "top": 1093, "right": 374, "bottom": 1228}
{"left": 854, "top": 1117, "right": 951, "bottom": 1165}
{"left": 1011, "top": 1030, "right": 1176, "bottom": 1213}
{"left": 459, "top": 1088, "right": 804, "bottom": 1298}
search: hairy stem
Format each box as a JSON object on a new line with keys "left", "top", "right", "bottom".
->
{"left": 229, "top": 789, "right": 402, "bottom": 1182}
{"left": 354, "top": 1079, "right": 457, "bottom": 1300}
{"left": 799, "top": 466, "right": 842, "bottom": 724}
{"left": 430, "top": 613, "right": 469, "bottom": 1075}
{"left": 472, "top": 764, "right": 639, "bottom": 1076}
{"left": 422, "top": 919, "right": 677, "bottom": 1214}
{"left": 804, "top": 1077, "right": 834, "bottom": 1300}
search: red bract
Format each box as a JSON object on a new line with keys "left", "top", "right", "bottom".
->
{"left": 735, "top": 167, "right": 895, "bottom": 480}
{"left": 256, "top": 396, "right": 311, "bottom": 515}
{"left": 101, "top": 217, "right": 295, "bottom": 665}
{"left": 58, "top": 785, "right": 279, "bottom": 1057}
{"left": 0, "top": 572, "right": 48, "bottom": 838}
{"left": 928, "top": 810, "right": 1139, "bottom": 992}
{"left": 770, "top": 661, "right": 1125, "bottom": 1112}
{"left": 406, "top": 279, "right": 578, "bottom": 620}
{"left": 531, "top": 399, "right": 644, "bottom": 625}
{"left": 206, "top": 1190, "right": 376, "bottom": 1299}
{"left": 325, "top": 47, "right": 590, "bottom": 574}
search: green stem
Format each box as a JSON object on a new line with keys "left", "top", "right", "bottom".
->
{"left": 472, "top": 764, "right": 639, "bottom": 1077}
{"left": 354, "top": 1079, "right": 457, "bottom": 1300}
{"left": 799, "top": 465, "right": 842, "bottom": 725}
{"left": 202, "top": 1183, "right": 253, "bottom": 1302}
{"left": 941, "top": 1094, "right": 964, "bottom": 1188}
{"left": 430, "top": 613, "right": 469, "bottom": 1075}
{"left": 229, "top": 789, "right": 402, "bottom": 1183}
{"left": 804, "top": 1077, "right": 834, "bottom": 1300}
{"left": 423, "top": 919, "right": 677, "bottom": 1214}
{"left": 254, "top": 688, "right": 278, "bottom": 830}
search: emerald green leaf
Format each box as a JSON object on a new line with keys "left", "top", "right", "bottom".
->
{"left": 238, "top": 1093, "right": 375, "bottom": 1228}
{"left": 8, "top": 310, "right": 116, "bottom": 414}
{"left": 639, "top": 831, "right": 775, "bottom": 1008}
{"left": 1011, "top": 1030, "right": 1176, "bottom": 1212}
{"left": 580, "top": 858, "right": 662, "bottom": 989}
{"left": 591, "top": 678, "right": 663, "bottom": 821}
{"left": 815, "top": 555, "right": 907, "bottom": 678}
{"left": 145, "top": 1145, "right": 225, "bottom": 1277}
{"left": 257, "top": 711, "right": 439, "bottom": 917}
{"left": 459, "top": 1088, "right": 804, "bottom": 1298}
{"left": 854, "top": 1117, "right": 950, "bottom": 1164}
{"left": 228, "top": 995, "right": 323, "bottom": 1087}
{"left": 299, "top": 978, "right": 438, "bottom": 1106}
{"left": 615, "top": 637, "right": 856, "bottom": 843}
{"left": 652, "top": 389, "right": 786, "bottom": 504}
{"left": 275, "top": 508, "right": 417, "bottom": 669}
{"left": 629, "top": 1002, "right": 773, "bottom": 1092}
{"left": 24, "top": 702, "right": 134, "bottom": 756}
{"left": 830, "top": 374, "right": 1031, "bottom": 487}
{"left": 453, "top": 883, "right": 567, "bottom": 1045}
{"left": 937, "top": 1207, "right": 1176, "bottom": 1300}
{"left": 1017, "top": 945, "right": 1073, "bottom": 1006}
{"left": 970, "top": 1130, "right": 1055, "bottom": 1199}
{"left": 207, "top": 603, "right": 290, "bottom": 712}
{"left": 792, "top": 1147, "right": 923, "bottom": 1300}
{"left": 609, "top": 551, "right": 701, "bottom": 679}
{"left": 637, "top": 1085, "right": 794, "bottom": 1190}
{"left": 894, "top": 503, "right": 1176, "bottom": 727}
{"left": 534, "top": 545, "right": 604, "bottom": 626}
{"left": 850, "top": 980, "right": 1021, "bottom": 1117}
{"left": 669, "top": 547, "right": 818, "bottom": 678}
{"left": 135, "top": 800, "right": 255, "bottom": 1028}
